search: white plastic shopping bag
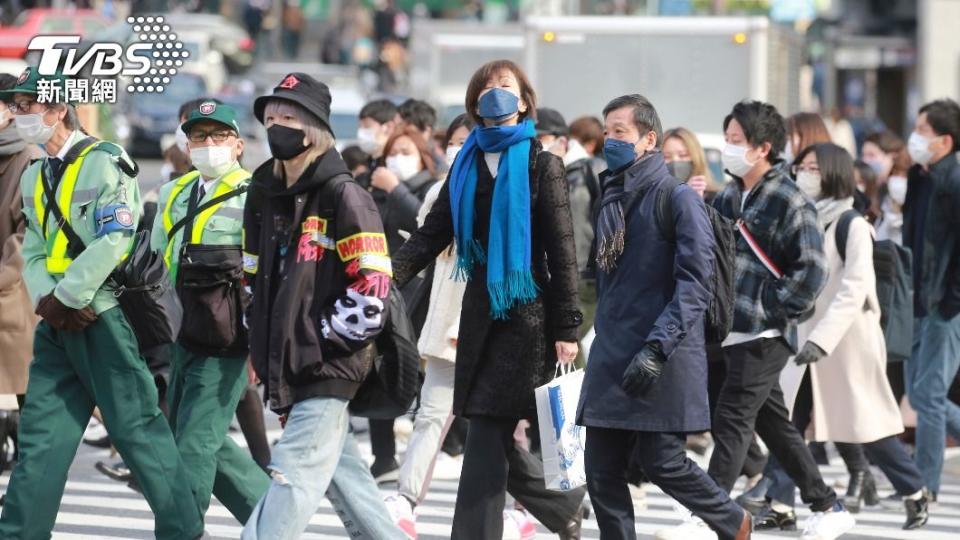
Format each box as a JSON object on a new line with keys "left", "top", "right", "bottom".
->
{"left": 535, "top": 363, "right": 586, "bottom": 491}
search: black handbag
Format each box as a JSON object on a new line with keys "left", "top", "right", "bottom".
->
{"left": 39, "top": 139, "right": 181, "bottom": 352}
{"left": 175, "top": 244, "right": 247, "bottom": 357}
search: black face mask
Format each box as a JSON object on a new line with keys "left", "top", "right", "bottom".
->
{"left": 267, "top": 124, "right": 309, "bottom": 160}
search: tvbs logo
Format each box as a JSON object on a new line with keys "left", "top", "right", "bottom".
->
{"left": 27, "top": 15, "right": 186, "bottom": 94}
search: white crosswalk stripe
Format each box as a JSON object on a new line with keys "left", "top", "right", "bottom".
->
{"left": 1, "top": 428, "right": 958, "bottom": 539}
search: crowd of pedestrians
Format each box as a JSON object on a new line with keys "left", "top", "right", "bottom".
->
{"left": 0, "top": 58, "right": 958, "bottom": 540}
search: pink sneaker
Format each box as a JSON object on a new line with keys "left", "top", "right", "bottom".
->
{"left": 384, "top": 494, "right": 417, "bottom": 539}
{"left": 503, "top": 509, "right": 537, "bottom": 540}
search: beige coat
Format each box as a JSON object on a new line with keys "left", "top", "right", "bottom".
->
{"left": 414, "top": 181, "right": 466, "bottom": 362}
{"left": 781, "top": 209, "right": 903, "bottom": 443}
{"left": 0, "top": 144, "right": 42, "bottom": 395}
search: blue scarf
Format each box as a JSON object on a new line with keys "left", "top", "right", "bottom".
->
{"left": 449, "top": 119, "right": 538, "bottom": 319}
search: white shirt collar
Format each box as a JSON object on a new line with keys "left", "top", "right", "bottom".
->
{"left": 54, "top": 130, "right": 81, "bottom": 160}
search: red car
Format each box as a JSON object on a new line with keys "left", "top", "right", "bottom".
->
{"left": 0, "top": 9, "right": 109, "bottom": 59}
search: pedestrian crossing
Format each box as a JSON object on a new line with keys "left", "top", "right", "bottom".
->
{"left": 1, "top": 428, "right": 959, "bottom": 539}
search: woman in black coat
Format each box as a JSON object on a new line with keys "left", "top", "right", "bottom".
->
{"left": 392, "top": 60, "right": 583, "bottom": 539}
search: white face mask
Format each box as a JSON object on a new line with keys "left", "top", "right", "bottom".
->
{"left": 15, "top": 112, "right": 57, "bottom": 145}
{"left": 386, "top": 154, "right": 422, "bottom": 181}
{"left": 795, "top": 171, "right": 822, "bottom": 199}
{"left": 446, "top": 145, "right": 462, "bottom": 167}
{"left": 190, "top": 145, "right": 236, "bottom": 179}
{"left": 908, "top": 131, "right": 935, "bottom": 166}
{"left": 356, "top": 127, "right": 380, "bottom": 153}
{"left": 175, "top": 125, "right": 189, "bottom": 154}
{"left": 721, "top": 143, "right": 756, "bottom": 178}
{"left": 887, "top": 175, "right": 908, "bottom": 205}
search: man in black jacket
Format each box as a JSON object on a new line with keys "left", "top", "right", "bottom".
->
{"left": 902, "top": 98, "right": 960, "bottom": 500}
{"left": 241, "top": 73, "right": 404, "bottom": 539}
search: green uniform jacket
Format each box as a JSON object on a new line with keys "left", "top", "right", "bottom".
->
{"left": 20, "top": 132, "right": 140, "bottom": 314}
{"left": 150, "top": 163, "right": 250, "bottom": 280}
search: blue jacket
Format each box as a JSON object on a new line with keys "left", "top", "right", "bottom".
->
{"left": 576, "top": 153, "right": 715, "bottom": 432}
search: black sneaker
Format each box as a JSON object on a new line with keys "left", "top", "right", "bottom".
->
{"left": 95, "top": 460, "right": 133, "bottom": 482}
{"left": 370, "top": 458, "right": 400, "bottom": 484}
{"left": 903, "top": 495, "right": 929, "bottom": 530}
{"left": 753, "top": 504, "right": 797, "bottom": 531}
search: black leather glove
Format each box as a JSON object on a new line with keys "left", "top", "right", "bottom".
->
{"left": 621, "top": 342, "right": 666, "bottom": 398}
{"left": 794, "top": 341, "right": 827, "bottom": 365}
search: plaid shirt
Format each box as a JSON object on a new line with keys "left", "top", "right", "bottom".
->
{"left": 712, "top": 164, "right": 827, "bottom": 347}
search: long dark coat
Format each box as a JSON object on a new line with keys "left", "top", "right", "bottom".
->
{"left": 576, "top": 153, "right": 715, "bottom": 433}
{"left": 393, "top": 142, "right": 582, "bottom": 419}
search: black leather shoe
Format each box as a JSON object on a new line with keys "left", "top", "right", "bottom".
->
{"left": 753, "top": 505, "right": 797, "bottom": 531}
{"left": 736, "top": 476, "right": 771, "bottom": 515}
{"left": 558, "top": 504, "right": 584, "bottom": 540}
{"left": 95, "top": 460, "right": 133, "bottom": 483}
{"left": 903, "top": 494, "right": 930, "bottom": 530}
{"left": 843, "top": 470, "right": 878, "bottom": 513}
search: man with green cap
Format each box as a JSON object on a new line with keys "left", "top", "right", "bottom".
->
{"left": 151, "top": 100, "right": 270, "bottom": 523}
{"left": 0, "top": 66, "right": 206, "bottom": 539}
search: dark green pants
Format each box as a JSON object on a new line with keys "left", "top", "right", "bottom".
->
{"left": 167, "top": 344, "right": 270, "bottom": 523}
{"left": 0, "top": 308, "right": 203, "bottom": 540}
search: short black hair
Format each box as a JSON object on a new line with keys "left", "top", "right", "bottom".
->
{"left": 602, "top": 94, "right": 663, "bottom": 149}
{"left": 179, "top": 97, "right": 221, "bottom": 122}
{"left": 443, "top": 113, "right": 476, "bottom": 148}
{"left": 723, "top": 100, "right": 786, "bottom": 163}
{"left": 0, "top": 73, "right": 17, "bottom": 91}
{"left": 359, "top": 99, "right": 398, "bottom": 124}
{"left": 399, "top": 99, "right": 437, "bottom": 133}
{"left": 341, "top": 145, "right": 370, "bottom": 171}
{"left": 796, "top": 142, "right": 855, "bottom": 199}
{"left": 919, "top": 98, "right": 960, "bottom": 152}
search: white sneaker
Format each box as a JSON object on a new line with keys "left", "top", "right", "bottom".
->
{"left": 383, "top": 494, "right": 417, "bottom": 540}
{"left": 653, "top": 520, "right": 718, "bottom": 540}
{"left": 502, "top": 509, "right": 536, "bottom": 540}
{"left": 800, "top": 503, "right": 855, "bottom": 540}
{"left": 654, "top": 502, "right": 717, "bottom": 540}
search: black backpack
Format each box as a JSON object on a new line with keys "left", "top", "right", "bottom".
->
{"left": 834, "top": 209, "right": 914, "bottom": 362}
{"left": 654, "top": 179, "right": 736, "bottom": 344}
{"left": 318, "top": 174, "right": 425, "bottom": 419}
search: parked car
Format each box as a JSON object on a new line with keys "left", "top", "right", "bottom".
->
{"left": 161, "top": 13, "right": 254, "bottom": 74}
{"left": 0, "top": 9, "right": 109, "bottom": 59}
{"left": 176, "top": 29, "right": 228, "bottom": 93}
{"left": 125, "top": 72, "right": 206, "bottom": 158}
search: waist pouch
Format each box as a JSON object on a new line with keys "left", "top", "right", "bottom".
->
{"left": 176, "top": 244, "right": 248, "bottom": 358}
{"left": 110, "top": 230, "right": 183, "bottom": 352}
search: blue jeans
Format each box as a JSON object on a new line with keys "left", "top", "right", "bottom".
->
{"left": 905, "top": 314, "right": 960, "bottom": 494}
{"left": 241, "top": 397, "right": 406, "bottom": 540}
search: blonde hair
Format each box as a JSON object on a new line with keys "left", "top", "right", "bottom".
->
{"left": 264, "top": 99, "right": 335, "bottom": 176}
{"left": 663, "top": 127, "right": 719, "bottom": 191}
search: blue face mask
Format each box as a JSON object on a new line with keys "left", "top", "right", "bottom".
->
{"left": 603, "top": 137, "right": 639, "bottom": 172}
{"left": 478, "top": 88, "right": 520, "bottom": 123}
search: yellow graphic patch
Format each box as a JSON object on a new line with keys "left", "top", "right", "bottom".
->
{"left": 336, "top": 233, "right": 388, "bottom": 262}
{"left": 302, "top": 216, "right": 328, "bottom": 235}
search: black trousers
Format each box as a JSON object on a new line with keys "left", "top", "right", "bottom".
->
{"left": 707, "top": 343, "right": 767, "bottom": 478}
{"left": 450, "top": 416, "right": 584, "bottom": 540}
{"left": 707, "top": 338, "right": 836, "bottom": 512}
{"left": 369, "top": 418, "right": 397, "bottom": 462}
{"left": 586, "top": 427, "right": 745, "bottom": 540}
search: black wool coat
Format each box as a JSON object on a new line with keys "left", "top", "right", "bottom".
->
{"left": 393, "top": 142, "right": 582, "bottom": 419}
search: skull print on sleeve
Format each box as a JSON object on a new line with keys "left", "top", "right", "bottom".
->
{"left": 319, "top": 183, "right": 393, "bottom": 352}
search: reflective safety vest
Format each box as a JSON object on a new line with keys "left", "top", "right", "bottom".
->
{"left": 161, "top": 168, "right": 251, "bottom": 272}
{"left": 34, "top": 143, "right": 101, "bottom": 274}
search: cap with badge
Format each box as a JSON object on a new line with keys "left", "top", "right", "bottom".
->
{"left": 0, "top": 66, "right": 70, "bottom": 103}
{"left": 181, "top": 101, "right": 242, "bottom": 136}
{"left": 253, "top": 72, "right": 333, "bottom": 135}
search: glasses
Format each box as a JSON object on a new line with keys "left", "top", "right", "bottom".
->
{"left": 7, "top": 100, "right": 41, "bottom": 114}
{"left": 188, "top": 130, "right": 236, "bottom": 144}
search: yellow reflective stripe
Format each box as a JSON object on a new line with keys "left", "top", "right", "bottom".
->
{"left": 162, "top": 168, "right": 250, "bottom": 269}
{"left": 162, "top": 171, "right": 201, "bottom": 235}
{"left": 36, "top": 144, "right": 100, "bottom": 274}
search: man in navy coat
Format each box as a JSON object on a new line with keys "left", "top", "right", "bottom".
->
{"left": 576, "top": 95, "right": 751, "bottom": 540}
